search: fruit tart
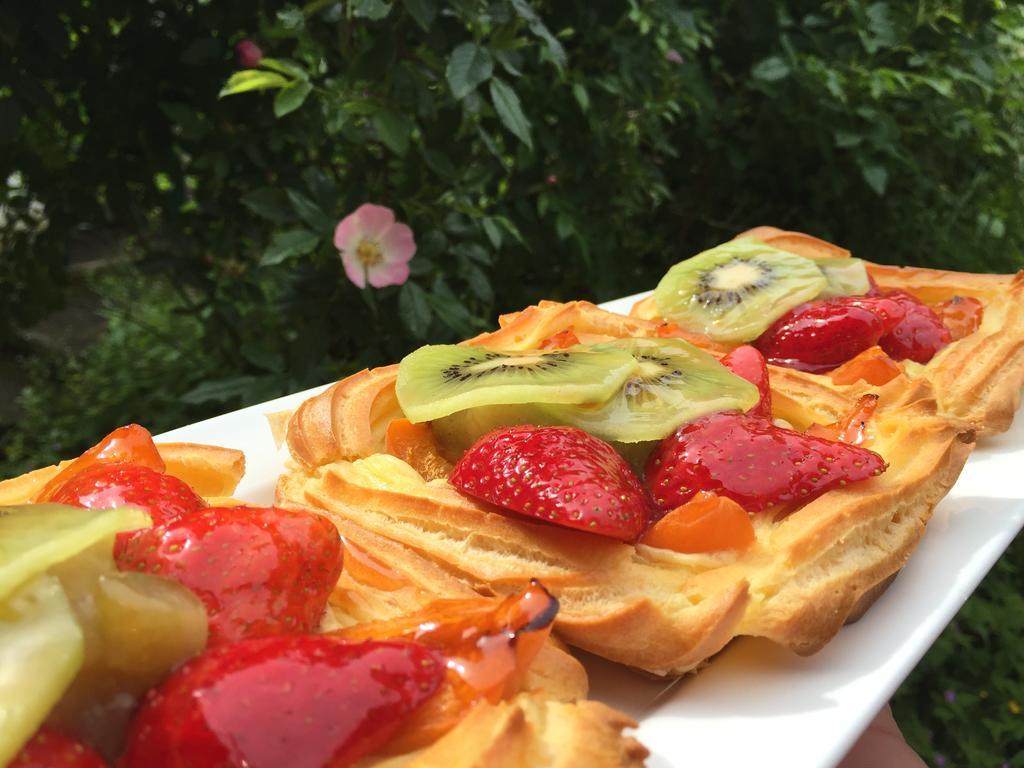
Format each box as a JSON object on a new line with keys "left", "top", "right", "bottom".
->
{"left": 277, "top": 305, "right": 974, "bottom": 676}
{"left": 0, "top": 425, "right": 645, "bottom": 767}
{"left": 630, "top": 226, "right": 1024, "bottom": 435}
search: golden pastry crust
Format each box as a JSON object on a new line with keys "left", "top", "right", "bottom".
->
{"left": 867, "top": 265, "right": 1024, "bottom": 434}
{"left": 0, "top": 442, "right": 246, "bottom": 504}
{"left": 632, "top": 228, "right": 1024, "bottom": 435}
{"left": 278, "top": 302, "right": 975, "bottom": 674}
{"left": 362, "top": 696, "right": 647, "bottom": 768}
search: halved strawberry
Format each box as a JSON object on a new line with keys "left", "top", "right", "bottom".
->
{"left": 754, "top": 299, "right": 886, "bottom": 373}
{"left": 721, "top": 345, "right": 771, "bottom": 418}
{"left": 116, "top": 506, "right": 343, "bottom": 645}
{"left": 120, "top": 637, "right": 445, "bottom": 768}
{"left": 10, "top": 727, "right": 108, "bottom": 768}
{"left": 645, "top": 412, "right": 887, "bottom": 513}
{"left": 878, "top": 290, "right": 951, "bottom": 363}
{"left": 37, "top": 424, "right": 165, "bottom": 502}
{"left": 450, "top": 426, "right": 654, "bottom": 541}
{"left": 51, "top": 464, "right": 206, "bottom": 556}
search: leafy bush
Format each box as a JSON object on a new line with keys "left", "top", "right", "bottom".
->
{"left": 4, "top": 2, "right": 1023, "bottom": 405}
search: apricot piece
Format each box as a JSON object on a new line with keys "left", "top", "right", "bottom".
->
{"left": 640, "top": 492, "right": 755, "bottom": 554}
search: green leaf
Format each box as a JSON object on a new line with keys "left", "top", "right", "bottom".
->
{"left": 181, "top": 375, "right": 262, "bottom": 404}
{"left": 482, "top": 218, "right": 503, "bottom": 249}
{"left": 751, "top": 56, "right": 790, "bottom": 83}
{"left": 402, "top": 0, "right": 436, "bottom": 30}
{"left": 372, "top": 109, "right": 412, "bottom": 156}
{"left": 398, "top": 281, "right": 432, "bottom": 338}
{"left": 219, "top": 70, "right": 290, "bottom": 98}
{"left": 158, "top": 102, "right": 210, "bottom": 141}
{"left": 465, "top": 263, "right": 494, "bottom": 303}
{"left": 301, "top": 168, "right": 338, "bottom": 211}
{"left": 447, "top": 43, "right": 494, "bottom": 100}
{"left": 834, "top": 130, "right": 862, "bottom": 149}
{"left": 240, "top": 188, "right": 298, "bottom": 223}
{"left": 861, "top": 163, "right": 888, "bottom": 195}
{"left": 489, "top": 77, "right": 532, "bottom": 149}
{"left": 352, "top": 0, "right": 392, "bottom": 20}
{"left": 277, "top": 6, "right": 305, "bottom": 29}
{"left": 510, "top": 0, "right": 567, "bottom": 72}
{"left": 260, "top": 229, "right": 321, "bottom": 266}
{"left": 259, "top": 57, "right": 309, "bottom": 80}
{"left": 273, "top": 80, "right": 313, "bottom": 117}
{"left": 426, "top": 292, "right": 480, "bottom": 337}
{"left": 572, "top": 83, "right": 590, "bottom": 112}
{"left": 286, "top": 189, "right": 333, "bottom": 232}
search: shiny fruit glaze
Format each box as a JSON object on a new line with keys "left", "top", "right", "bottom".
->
{"left": 37, "top": 425, "right": 164, "bottom": 502}
{"left": 383, "top": 419, "right": 453, "bottom": 481}
{"left": 330, "top": 582, "right": 558, "bottom": 753}
{"left": 450, "top": 425, "right": 655, "bottom": 541}
{"left": 829, "top": 346, "right": 902, "bottom": 386}
{"left": 116, "top": 506, "right": 343, "bottom": 645}
{"left": 10, "top": 727, "right": 108, "bottom": 768}
{"left": 640, "top": 491, "right": 755, "bottom": 553}
{"left": 645, "top": 411, "right": 887, "bottom": 513}
{"left": 754, "top": 299, "right": 886, "bottom": 373}
{"left": 51, "top": 465, "right": 206, "bottom": 557}
{"left": 339, "top": 538, "right": 407, "bottom": 591}
{"left": 539, "top": 328, "right": 580, "bottom": 349}
{"left": 120, "top": 637, "right": 445, "bottom": 768}
{"left": 877, "top": 290, "right": 951, "bottom": 363}
{"left": 932, "top": 295, "right": 984, "bottom": 341}
{"left": 720, "top": 345, "right": 772, "bottom": 418}
{"left": 806, "top": 394, "right": 880, "bottom": 446}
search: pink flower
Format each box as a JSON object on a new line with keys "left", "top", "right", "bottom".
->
{"left": 665, "top": 49, "right": 684, "bottom": 65}
{"left": 334, "top": 204, "right": 416, "bottom": 289}
{"left": 236, "top": 39, "right": 263, "bottom": 69}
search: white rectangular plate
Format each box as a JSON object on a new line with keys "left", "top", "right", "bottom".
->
{"left": 156, "top": 291, "right": 1024, "bottom": 768}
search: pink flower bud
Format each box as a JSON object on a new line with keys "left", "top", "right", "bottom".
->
{"left": 665, "top": 49, "right": 684, "bottom": 65}
{"left": 546, "top": 175, "right": 558, "bottom": 185}
{"left": 236, "top": 40, "right": 263, "bottom": 69}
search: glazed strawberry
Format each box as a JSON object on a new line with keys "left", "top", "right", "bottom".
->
{"left": 116, "top": 506, "right": 343, "bottom": 645}
{"left": 120, "top": 637, "right": 445, "bottom": 768}
{"left": 754, "top": 299, "right": 886, "bottom": 373}
{"left": 38, "top": 423, "right": 165, "bottom": 502}
{"left": 645, "top": 411, "right": 887, "bottom": 513}
{"left": 878, "top": 290, "right": 951, "bottom": 363}
{"left": 845, "top": 295, "right": 907, "bottom": 333}
{"left": 721, "top": 345, "right": 771, "bottom": 418}
{"left": 10, "top": 727, "right": 108, "bottom": 768}
{"left": 51, "top": 464, "right": 205, "bottom": 556}
{"left": 450, "top": 426, "right": 654, "bottom": 541}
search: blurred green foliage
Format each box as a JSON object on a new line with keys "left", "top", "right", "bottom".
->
{"left": 1, "top": 2, "right": 1024, "bottom": 762}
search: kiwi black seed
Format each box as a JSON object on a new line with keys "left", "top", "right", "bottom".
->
{"left": 538, "top": 337, "right": 760, "bottom": 442}
{"left": 653, "top": 240, "right": 829, "bottom": 343}
{"left": 395, "top": 343, "right": 639, "bottom": 423}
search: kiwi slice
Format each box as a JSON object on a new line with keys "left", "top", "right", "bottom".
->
{"left": 431, "top": 338, "right": 759, "bottom": 452}
{"left": 817, "top": 257, "right": 871, "bottom": 298}
{"left": 0, "top": 574, "right": 84, "bottom": 766}
{"left": 653, "top": 240, "right": 828, "bottom": 343}
{"left": 0, "top": 504, "right": 150, "bottom": 601}
{"left": 538, "top": 337, "right": 759, "bottom": 442}
{"left": 396, "top": 344, "right": 639, "bottom": 423}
